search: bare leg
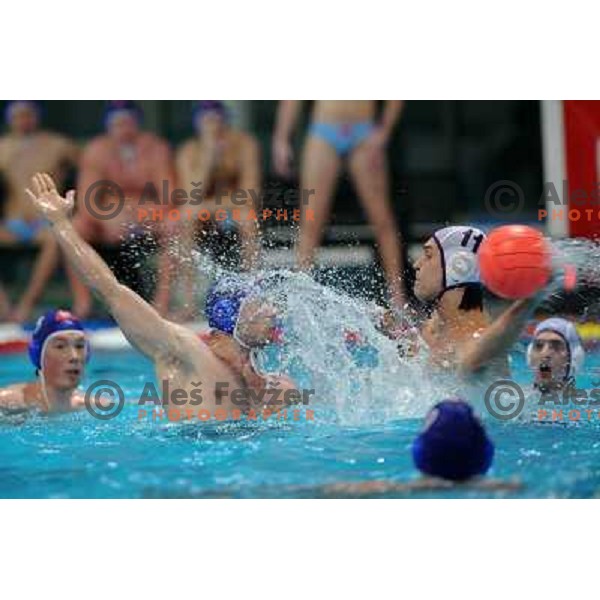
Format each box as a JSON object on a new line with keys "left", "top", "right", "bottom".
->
{"left": 348, "top": 142, "right": 406, "bottom": 309}
{"left": 11, "top": 235, "right": 60, "bottom": 322}
{"left": 297, "top": 136, "right": 342, "bottom": 271}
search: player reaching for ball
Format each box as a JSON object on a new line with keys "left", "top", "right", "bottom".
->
{"left": 383, "top": 224, "right": 566, "bottom": 378}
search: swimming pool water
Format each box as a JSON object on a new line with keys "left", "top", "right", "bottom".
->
{"left": 2, "top": 347, "right": 600, "bottom": 498}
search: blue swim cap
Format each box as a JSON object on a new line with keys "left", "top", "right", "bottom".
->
{"left": 205, "top": 278, "right": 248, "bottom": 335}
{"left": 412, "top": 399, "right": 494, "bottom": 482}
{"left": 28, "top": 310, "right": 89, "bottom": 370}
{"left": 104, "top": 100, "right": 143, "bottom": 129}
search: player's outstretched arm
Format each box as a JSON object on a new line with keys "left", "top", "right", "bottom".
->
{"left": 25, "top": 173, "right": 198, "bottom": 362}
{"left": 459, "top": 296, "right": 540, "bottom": 375}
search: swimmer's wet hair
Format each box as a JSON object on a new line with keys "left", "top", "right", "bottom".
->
{"left": 458, "top": 283, "right": 484, "bottom": 311}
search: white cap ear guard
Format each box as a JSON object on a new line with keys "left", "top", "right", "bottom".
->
{"left": 432, "top": 226, "right": 486, "bottom": 291}
{"left": 526, "top": 317, "right": 585, "bottom": 380}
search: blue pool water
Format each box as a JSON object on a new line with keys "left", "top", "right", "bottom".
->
{"left": 2, "top": 346, "right": 600, "bottom": 498}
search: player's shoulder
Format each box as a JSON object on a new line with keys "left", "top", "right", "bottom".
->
{"left": 0, "top": 383, "right": 27, "bottom": 409}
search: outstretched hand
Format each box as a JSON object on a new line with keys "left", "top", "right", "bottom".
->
{"left": 25, "top": 172, "right": 75, "bottom": 224}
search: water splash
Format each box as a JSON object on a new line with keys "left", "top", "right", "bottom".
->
{"left": 204, "top": 269, "right": 437, "bottom": 424}
{"left": 549, "top": 237, "right": 600, "bottom": 318}
{"left": 184, "top": 234, "right": 600, "bottom": 426}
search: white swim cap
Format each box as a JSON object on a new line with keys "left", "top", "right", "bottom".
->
{"left": 526, "top": 317, "right": 585, "bottom": 380}
{"left": 432, "top": 226, "right": 486, "bottom": 291}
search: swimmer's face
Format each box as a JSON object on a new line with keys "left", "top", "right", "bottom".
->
{"left": 414, "top": 239, "right": 443, "bottom": 301}
{"left": 530, "top": 331, "right": 569, "bottom": 385}
{"left": 42, "top": 332, "right": 86, "bottom": 390}
{"left": 9, "top": 103, "right": 39, "bottom": 135}
{"left": 107, "top": 112, "right": 139, "bottom": 143}
{"left": 197, "top": 110, "right": 225, "bottom": 137}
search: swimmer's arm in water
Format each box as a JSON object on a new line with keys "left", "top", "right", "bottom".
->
{"left": 459, "top": 297, "right": 540, "bottom": 375}
{"left": 25, "top": 174, "right": 200, "bottom": 363}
